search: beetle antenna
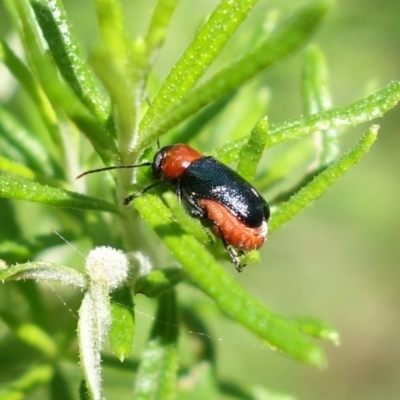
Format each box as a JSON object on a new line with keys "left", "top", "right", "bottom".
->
{"left": 76, "top": 162, "right": 152, "bottom": 179}
{"left": 124, "top": 179, "right": 174, "bottom": 205}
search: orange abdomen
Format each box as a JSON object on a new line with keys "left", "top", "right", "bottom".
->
{"left": 199, "top": 199, "right": 267, "bottom": 251}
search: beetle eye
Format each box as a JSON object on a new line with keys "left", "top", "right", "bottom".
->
{"left": 152, "top": 149, "right": 165, "bottom": 179}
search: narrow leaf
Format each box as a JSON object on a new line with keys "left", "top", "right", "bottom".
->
{"left": 163, "top": 192, "right": 210, "bottom": 244}
{"left": 133, "top": 195, "right": 326, "bottom": 365}
{"left": 216, "top": 80, "right": 400, "bottom": 164}
{"left": 30, "top": 0, "right": 110, "bottom": 126}
{"left": 0, "top": 260, "right": 87, "bottom": 288}
{"left": 177, "top": 362, "right": 218, "bottom": 400}
{"left": 0, "top": 364, "right": 53, "bottom": 395}
{"left": 292, "top": 316, "right": 340, "bottom": 345}
{"left": 94, "top": 0, "right": 128, "bottom": 69}
{"left": 220, "top": 380, "right": 296, "bottom": 400}
{"left": 50, "top": 366, "right": 75, "bottom": 400}
{"left": 0, "top": 38, "right": 60, "bottom": 149}
{"left": 78, "top": 287, "right": 111, "bottom": 400}
{"left": 89, "top": 47, "right": 135, "bottom": 153}
{"left": 142, "top": 0, "right": 179, "bottom": 65}
{"left": 8, "top": 0, "right": 118, "bottom": 164}
{"left": 302, "top": 45, "right": 339, "bottom": 166}
{"left": 92, "top": 0, "right": 133, "bottom": 152}
{"left": 0, "top": 156, "right": 64, "bottom": 187}
{"left": 133, "top": 291, "right": 179, "bottom": 399}
{"left": 181, "top": 306, "right": 215, "bottom": 363}
{"left": 109, "top": 287, "right": 135, "bottom": 361}
{"left": 168, "top": 92, "right": 236, "bottom": 144}
{"left": 0, "top": 174, "right": 119, "bottom": 214}
{"left": 0, "top": 311, "right": 57, "bottom": 358}
{"left": 141, "top": 0, "right": 259, "bottom": 130}
{"left": 135, "top": 268, "right": 184, "bottom": 298}
{"left": 139, "top": 0, "right": 331, "bottom": 150}
{"left": 236, "top": 117, "right": 269, "bottom": 181}
{"left": 0, "top": 106, "right": 56, "bottom": 175}
{"left": 269, "top": 125, "right": 379, "bottom": 233}
{"left": 302, "top": 45, "right": 332, "bottom": 115}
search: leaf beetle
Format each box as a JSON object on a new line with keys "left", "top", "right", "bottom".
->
{"left": 78, "top": 144, "right": 270, "bottom": 272}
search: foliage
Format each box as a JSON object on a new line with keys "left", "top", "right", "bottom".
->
{"left": 0, "top": 0, "right": 399, "bottom": 399}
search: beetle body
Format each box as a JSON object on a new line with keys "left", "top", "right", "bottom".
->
{"left": 148, "top": 144, "right": 270, "bottom": 272}
{"left": 78, "top": 143, "right": 270, "bottom": 272}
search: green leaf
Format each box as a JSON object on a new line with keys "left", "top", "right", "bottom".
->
{"left": 220, "top": 380, "right": 297, "bottom": 400}
{"left": 0, "top": 390, "right": 24, "bottom": 400}
{"left": 302, "top": 45, "right": 332, "bottom": 115}
{"left": 133, "top": 195, "right": 326, "bottom": 366}
{"left": 14, "top": 279, "right": 50, "bottom": 333}
{"left": 30, "top": 0, "right": 110, "bottom": 127}
{"left": 0, "top": 156, "right": 42, "bottom": 181}
{"left": 0, "top": 240, "right": 32, "bottom": 261}
{"left": 109, "top": 287, "right": 135, "bottom": 361}
{"left": 142, "top": 0, "right": 179, "bottom": 67}
{"left": 0, "top": 106, "right": 56, "bottom": 176}
{"left": 177, "top": 362, "right": 218, "bottom": 400}
{"left": 0, "top": 38, "right": 60, "bottom": 150}
{"left": 89, "top": 47, "right": 136, "bottom": 155}
{"left": 92, "top": 0, "right": 179, "bottom": 158}
{"left": 133, "top": 291, "right": 179, "bottom": 399}
{"left": 163, "top": 192, "right": 210, "bottom": 244}
{"left": 0, "top": 364, "right": 53, "bottom": 397}
{"left": 49, "top": 366, "right": 75, "bottom": 400}
{"left": 78, "top": 286, "right": 112, "bottom": 400}
{"left": 302, "top": 44, "right": 339, "bottom": 166}
{"left": 0, "top": 156, "right": 65, "bottom": 188}
{"left": 79, "top": 380, "right": 90, "bottom": 400}
{"left": 0, "top": 311, "right": 57, "bottom": 358}
{"left": 236, "top": 117, "right": 269, "bottom": 181}
{"left": 292, "top": 316, "right": 340, "bottom": 345}
{"left": 92, "top": 0, "right": 136, "bottom": 156}
{"left": 222, "top": 82, "right": 271, "bottom": 143}
{"left": 181, "top": 306, "right": 215, "bottom": 363}
{"left": 139, "top": 0, "right": 332, "bottom": 150}
{"left": 141, "top": 0, "right": 259, "bottom": 131}
{"left": 0, "top": 174, "right": 119, "bottom": 214}
{"left": 269, "top": 125, "right": 378, "bottom": 233}
{"left": 6, "top": 0, "right": 118, "bottom": 164}
{"left": 168, "top": 92, "right": 236, "bottom": 145}
{"left": 0, "top": 260, "right": 87, "bottom": 288}
{"left": 216, "top": 80, "right": 400, "bottom": 164}
{"left": 93, "top": 0, "right": 129, "bottom": 70}
{"left": 135, "top": 268, "right": 184, "bottom": 298}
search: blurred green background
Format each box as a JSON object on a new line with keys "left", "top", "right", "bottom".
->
{"left": 0, "top": 1, "right": 399, "bottom": 399}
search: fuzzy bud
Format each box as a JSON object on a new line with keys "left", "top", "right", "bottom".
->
{"left": 85, "top": 246, "right": 129, "bottom": 290}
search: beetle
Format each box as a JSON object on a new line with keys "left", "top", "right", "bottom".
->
{"left": 77, "top": 144, "right": 270, "bottom": 272}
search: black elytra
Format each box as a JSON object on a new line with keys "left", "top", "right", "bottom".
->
{"left": 177, "top": 156, "right": 270, "bottom": 227}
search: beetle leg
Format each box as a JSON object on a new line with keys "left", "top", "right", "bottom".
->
{"left": 228, "top": 246, "right": 245, "bottom": 273}
{"left": 189, "top": 203, "right": 206, "bottom": 219}
{"left": 215, "top": 225, "right": 245, "bottom": 273}
{"left": 182, "top": 189, "right": 207, "bottom": 219}
{"left": 176, "top": 182, "right": 183, "bottom": 203}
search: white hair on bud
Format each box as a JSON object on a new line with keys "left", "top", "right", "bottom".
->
{"left": 85, "top": 246, "right": 129, "bottom": 290}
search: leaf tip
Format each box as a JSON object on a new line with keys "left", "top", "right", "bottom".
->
{"left": 307, "top": 347, "right": 328, "bottom": 369}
